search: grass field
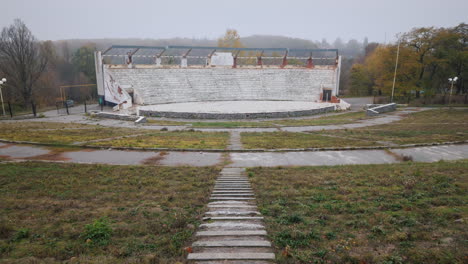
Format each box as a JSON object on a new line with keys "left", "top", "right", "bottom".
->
{"left": 248, "top": 160, "right": 468, "bottom": 263}
{"left": 0, "top": 122, "right": 137, "bottom": 145}
{"left": 242, "top": 109, "right": 468, "bottom": 149}
{"left": 89, "top": 131, "right": 229, "bottom": 149}
{"left": 146, "top": 111, "right": 372, "bottom": 128}
{"left": 0, "top": 122, "right": 229, "bottom": 149}
{"left": 241, "top": 132, "right": 377, "bottom": 149}
{"left": 327, "top": 109, "right": 468, "bottom": 145}
{"left": 0, "top": 162, "right": 219, "bottom": 263}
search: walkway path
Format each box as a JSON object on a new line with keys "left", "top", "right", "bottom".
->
{"left": 1, "top": 142, "right": 467, "bottom": 167}
{"left": 228, "top": 131, "right": 243, "bottom": 150}
{"left": 6, "top": 107, "right": 430, "bottom": 133}
{"left": 187, "top": 167, "right": 275, "bottom": 263}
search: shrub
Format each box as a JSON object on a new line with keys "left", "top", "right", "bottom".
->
{"left": 81, "top": 217, "right": 112, "bottom": 246}
{"left": 12, "top": 228, "right": 29, "bottom": 242}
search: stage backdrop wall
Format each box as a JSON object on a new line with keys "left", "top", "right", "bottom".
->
{"left": 105, "top": 67, "right": 338, "bottom": 105}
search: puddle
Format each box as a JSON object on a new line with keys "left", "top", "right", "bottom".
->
{"left": 0, "top": 145, "right": 50, "bottom": 158}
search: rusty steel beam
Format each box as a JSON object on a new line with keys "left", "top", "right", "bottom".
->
{"left": 156, "top": 48, "right": 166, "bottom": 58}
{"left": 129, "top": 48, "right": 140, "bottom": 56}
{"left": 280, "top": 50, "right": 288, "bottom": 68}
{"left": 102, "top": 46, "right": 113, "bottom": 55}
{"left": 232, "top": 50, "right": 241, "bottom": 68}
{"left": 183, "top": 48, "right": 192, "bottom": 58}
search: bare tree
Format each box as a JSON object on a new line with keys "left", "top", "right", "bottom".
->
{"left": 0, "top": 19, "right": 48, "bottom": 107}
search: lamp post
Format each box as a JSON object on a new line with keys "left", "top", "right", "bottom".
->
{"left": 0, "top": 78, "right": 6, "bottom": 116}
{"left": 391, "top": 37, "right": 401, "bottom": 103}
{"left": 448, "top": 76, "right": 458, "bottom": 105}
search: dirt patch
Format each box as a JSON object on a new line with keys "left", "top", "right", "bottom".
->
{"left": 141, "top": 151, "right": 168, "bottom": 165}
{"left": 0, "top": 143, "right": 14, "bottom": 149}
{"left": 28, "top": 149, "right": 70, "bottom": 161}
{"left": 0, "top": 155, "right": 11, "bottom": 160}
{"left": 384, "top": 149, "right": 413, "bottom": 162}
{"left": 80, "top": 148, "right": 96, "bottom": 152}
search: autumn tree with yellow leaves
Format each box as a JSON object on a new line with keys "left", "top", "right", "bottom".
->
{"left": 349, "top": 23, "right": 467, "bottom": 101}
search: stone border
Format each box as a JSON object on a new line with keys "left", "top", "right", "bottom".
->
{"left": 1, "top": 138, "right": 466, "bottom": 153}
{"left": 139, "top": 106, "right": 336, "bottom": 119}
{"left": 366, "top": 103, "right": 397, "bottom": 116}
{"left": 91, "top": 112, "right": 146, "bottom": 123}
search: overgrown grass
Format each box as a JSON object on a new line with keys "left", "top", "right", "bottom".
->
{"left": 89, "top": 131, "right": 229, "bottom": 149}
{"left": 271, "top": 111, "right": 370, "bottom": 127}
{"left": 242, "top": 109, "right": 468, "bottom": 149}
{"left": 326, "top": 109, "right": 468, "bottom": 145}
{"left": 145, "top": 111, "right": 372, "bottom": 128}
{"left": 0, "top": 122, "right": 136, "bottom": 144}
{"left": 241, "top": 132, "right": 377, "bottom": 149}
{"left": 0, "top": 122, "right": 229, "bottom": 149}
{"left": 248, "top": 160, "right": 468, "bottom": 263}
{"left": 0, "top": 162, "right": 219, "bottom": 263}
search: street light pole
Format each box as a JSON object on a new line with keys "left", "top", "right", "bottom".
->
{"left": 448, "top": 76, "right": 458, "bottom": 105}
{"left": 391, "top": 38, "right": 401, "bottom": 103}
{"left": 0, "top": 78, "right": 6, "bottom": 116}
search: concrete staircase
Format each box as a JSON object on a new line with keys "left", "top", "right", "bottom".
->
{"left": 187, "top": 168, "right": 275, "bottom": 263}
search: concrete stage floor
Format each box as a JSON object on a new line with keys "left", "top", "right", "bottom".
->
{"left": 138, "top": 101, "right": 337, "bottom": 119}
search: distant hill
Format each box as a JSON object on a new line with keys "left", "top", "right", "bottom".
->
{"left": 53, "top": 35, "right": 364, "bottom": 58}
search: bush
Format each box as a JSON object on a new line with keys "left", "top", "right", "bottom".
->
{"left": 12, "top": 228, "right": 29, "bottom": 242}
{"left": 81, "top": 217, "right": 112, "bottom": 246}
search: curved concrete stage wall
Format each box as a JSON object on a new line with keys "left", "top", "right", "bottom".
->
{"left": 106, "top": 67, "right": 338, "bottom": 105}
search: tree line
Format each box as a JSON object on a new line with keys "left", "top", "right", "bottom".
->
{"left": 347, "top": 23, "right": 467, "bottom": 102}
{"left": 0, "top": 19, "right": 97, "bottom": 110}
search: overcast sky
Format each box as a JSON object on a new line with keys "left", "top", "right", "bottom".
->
{"left": 1, "top": 0, "right": 466, "bottom": 43}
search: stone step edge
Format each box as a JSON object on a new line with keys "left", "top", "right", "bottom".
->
{"left": 196, "top": 230, "right": 267, "bottom": 236}
{"left": 203, "top": 216, "right": 264, "bottom": 220}
{"left": 210, "top": 197, "right": 255, "bottom": 200}
{"left": 207, "top": 205, "right": 257, "bottom": 208}
{"left": 192, "top": 240, "right": 271, "bottom": 247}
{"left": 187, "top": 252, "right": 275, "bottom": 260}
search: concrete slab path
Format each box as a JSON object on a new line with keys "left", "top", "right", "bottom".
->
{"left": 0, "top": 142, "right": 467, "bottom": 167}
{"left": 187, "top": 168, "right": 275, "bottom": 263}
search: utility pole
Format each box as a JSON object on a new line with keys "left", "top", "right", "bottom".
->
{"left": 391, "top": 38, "right": 401, "bottom": 103}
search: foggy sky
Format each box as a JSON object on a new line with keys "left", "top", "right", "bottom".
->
{"left": 1, "top": 0, "right": 467, "bottom": 44}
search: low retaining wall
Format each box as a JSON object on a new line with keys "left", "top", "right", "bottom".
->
{"left": 91, "top": 112, "right": 147, "bottom": 123}
{"left": 139, "top": 105, "right": 336, "bottom": 119}
{"left": 366, "top": 103, "right": 397, "bottom": 116}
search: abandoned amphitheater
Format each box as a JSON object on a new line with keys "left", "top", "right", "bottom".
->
{"left": 94, "top": 45, "right": 349, "bottom": 119}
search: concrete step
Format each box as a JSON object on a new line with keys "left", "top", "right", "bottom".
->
{"left": 194, "top": 260, "right": 273, "bottom": 264}
{"left": 213, "top": 188, "right": 253, "bottom": 191}
{"left": 216, "top": 179, "right": 248, "bottom": 181}
{"left": 213, "top": 188, "right": 251, "bottom": 190}
{"left": 193, "top": 240, "right": 271, "bottom": 247}
{"left": 209, "top": 201, "right": 253, "bottom": 205}
{"left": 188, "top": 252, "right": 275, "bottom": 261}
{"left": 206, "top": 211, "right": 260, "bottom": 216}
{"left": 211, "top": 194, "right": 254, "bottom": 197}
{"left": 196, "top": 230, "right": 267, "bottom": 237}
{"left": 210, "top": 197, "right": 255, "bottom": 200}
{"left": 214, "top": 187, "right": 252, "bottom": 189}
{"left": 200, "top": 221, "right": 264, "bottom": 230}
{"left": 203, "top": 216, "right": 264, "bottom": 221}
{"left": 216, "top": 181, "right": 250, "bottom": 183}
{"left": 212, "top": 191, "right": 254, "bottom": 193}
{"left": 208, "top": 204, "right": 257, "bottom": 208}
{"left": 214, "top": 185, "right": 251, "bottom": 188}
{"left": 211, "top": 194, "right": 254, "bottom": 196}
{"left": 218, "top": 176, "right": 248, "bottom": 178}
{"left": 215, "top": 183, "right": 250, "bottom": 185}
